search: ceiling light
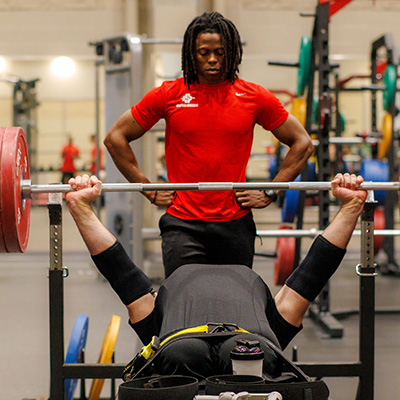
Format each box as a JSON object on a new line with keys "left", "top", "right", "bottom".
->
{"left": 51, "top": 56, "right": 76, "bottom": 78}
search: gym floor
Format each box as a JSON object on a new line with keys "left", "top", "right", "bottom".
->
{"left": 1, "top": 203, "right": 399, "bottom": 400}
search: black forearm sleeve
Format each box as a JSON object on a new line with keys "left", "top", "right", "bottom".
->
{"left": 91, "top": 241, "right": 153, "bottom": 305}
{"left": 285, "top": 235, "right": 346, "bottom": 302}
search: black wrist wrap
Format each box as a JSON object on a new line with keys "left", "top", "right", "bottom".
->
{"left": 285, "top": 235, "right": 346, "bottom": 302}
{"left": 91, "top": 241, "right": 153, "bottom": 305}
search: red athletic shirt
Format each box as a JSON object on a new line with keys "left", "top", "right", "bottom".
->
{"left": 131, "top": 77, "right": 288, "bottom": 221}
{"left": 61, "top": 144, "right": 80, "bottom": 172}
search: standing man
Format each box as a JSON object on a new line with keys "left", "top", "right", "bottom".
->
{"left": 61, "top": 135, "right": 80, "bottom": 184}
{"left": 104, "top": 12, "right": 314, "bottom": 278}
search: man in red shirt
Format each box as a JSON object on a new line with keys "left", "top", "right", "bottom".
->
{"left": 89, "top": 134, "right": 104, "bottom": 174}
{"left": 61, "top": 136, "right": 80, "bottom": 184}
{"left": 105, "top": 12, "right": 314, "bottom": 278}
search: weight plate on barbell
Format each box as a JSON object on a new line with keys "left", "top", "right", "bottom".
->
{"left": 0, "top": 127, "right": 7, "bottom": 252}
{"left": 0, "top": 127, "right": 31, "bottom": 252}
{"left": 88, "top": 314, "right": 121, "bottom": 400}
{"left": 296, "top": 36, "right": 311, "bottom": 97}
{"left": 65, "top": 314, "right": 89, "bottom": 400}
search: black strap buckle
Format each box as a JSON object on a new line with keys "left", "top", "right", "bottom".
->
{"left": 208, "top": 322, "right": 241, "bottom": 333}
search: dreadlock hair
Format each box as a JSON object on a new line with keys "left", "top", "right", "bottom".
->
{"left": 182, "top": 11, "right": 243, "bottom": 89}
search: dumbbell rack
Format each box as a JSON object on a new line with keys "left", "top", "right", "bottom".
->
{"left": 45, "top": 189, "right": 376, "bottom": 399}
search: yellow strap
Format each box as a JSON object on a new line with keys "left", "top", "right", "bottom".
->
{"left": 141, "top": 336, "right": 158, "bottom": 360}
{"left": 140, "top": 324, "right": 250, "bottom": 360}
{"left": 160, "top": 325, "right": 210, "bottom": 346}
{"left": 160, "top": 324, "right": 250, "bottom": 347}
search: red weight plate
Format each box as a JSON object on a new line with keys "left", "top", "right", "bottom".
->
{"left": 374, "top": 208, "right": 385, "bottom": 255}
{"left": 0, "top": 127, "right": 30, "bottom": 252}
{"left": 274, "top": 227, "right": 295, "bottom": 286}
{"left": 0, "top": 127, "right": 7, "bottom": 252}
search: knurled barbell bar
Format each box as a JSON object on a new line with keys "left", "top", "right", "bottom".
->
{"left": 1, "top": 126, "right": 400, "bottom": 253}
{"left": 24, "top": 180, "right": 400, "bottom": 195}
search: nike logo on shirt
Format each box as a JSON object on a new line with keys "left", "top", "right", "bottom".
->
{"left": 235, "top": 92, "right": 246, "bottom": 96}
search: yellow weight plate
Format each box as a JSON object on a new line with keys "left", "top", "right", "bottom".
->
{"left": 291, "top": 97, "right": 307, "bottom": 127}
{"left": 88, "top": 315, "right": 121, "bottom": 400}
{"left": 378, "top": 112, "right": 392, "bottom": 160}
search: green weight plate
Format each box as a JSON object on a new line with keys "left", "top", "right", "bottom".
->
{"left": 383, "top": 64, "right": 397, "bottom": 111}
{"left": 339, "top": 112, "right": 346, "bottom": 134}
{"left": 296, "top": 36, "right": 311, "bottom": 97}
{"left": 311, "top": 96, "right": 319, "bottom": 126}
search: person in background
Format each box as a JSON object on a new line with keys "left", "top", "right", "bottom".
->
{"left": 89, "top": 134, "right": 104, "bottom": 175}
{"left": 60, "top": 135, "right": 80, "bottom": 184}
{"left": 104, "top": 11, "right": 314, "bottom": 278}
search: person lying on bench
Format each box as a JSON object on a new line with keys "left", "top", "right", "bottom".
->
{"left": 66, "top": 173, "right": 367, "bottom": 380}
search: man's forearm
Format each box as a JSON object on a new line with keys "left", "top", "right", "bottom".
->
{"left": 105, "top": 134, "right": 150, "bottom": 184}
{"left": 276, "top": 140, "right": 313, "bottom": 179}
{"left": 68, "top": 200, "right": 116, "bottom": 255}
{"left": 322, "top": 197, "right": 365, "bottom": 249}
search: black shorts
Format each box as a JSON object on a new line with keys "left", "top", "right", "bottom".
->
{"left": 159, "top": 213, "right": 257, "bottom": 278}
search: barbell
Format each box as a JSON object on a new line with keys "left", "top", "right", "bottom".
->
{"left": 1, "top": 126, "right": 400, "bottom": 253}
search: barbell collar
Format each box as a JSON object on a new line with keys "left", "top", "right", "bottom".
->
{"left": 23, "top": 180, "right": 400, "bottom": 198}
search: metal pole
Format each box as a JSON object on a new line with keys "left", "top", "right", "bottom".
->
{"left": 356, "top": 193, "right": 376, "bottom": 400}
{"left": 94, "top": 60, "right": 102, "bottom": 217}
{"left": 24, "top": 180, "right": 400, "bottom": 197}
{"left": 48, "top": 193, "right": 65, "bottom": 400}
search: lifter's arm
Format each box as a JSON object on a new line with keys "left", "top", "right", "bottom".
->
{"left": 274, "top": 173, "right": 368, "bottom": 327}
{"left": 235, "top": 115, "right": 314, "bottom": 208}
{"left": 104, "top": 110, "right": 174, "bottom": 207}
{"left": 66, "top": 175, "right": 155, "bottom": 324}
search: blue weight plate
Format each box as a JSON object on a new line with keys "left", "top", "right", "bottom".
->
{"left": 269, "top": 157, "right": 277, "bottom": 180}
{"left": 359, "top": 160, "right": 388, "bottom": 205}
{"left": 307, "top": 161, "right": 317, "bottom": 181}
{"left": 281, "top": 176, "right": 301, "bottom": 223}
{"left": 65, "top": 314, "right": 89, "bottom": 400}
